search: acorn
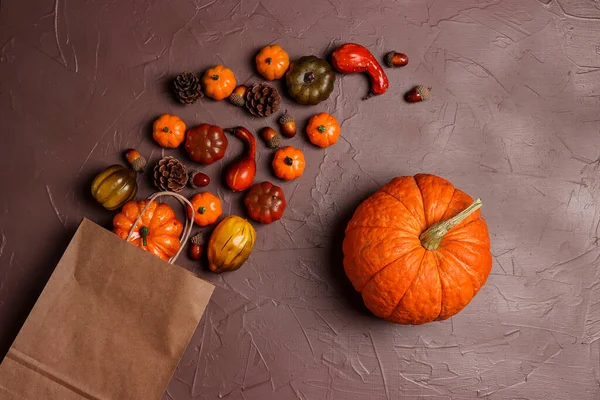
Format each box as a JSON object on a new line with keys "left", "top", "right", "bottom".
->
{"left": 384, "top": 51, "right": 409, "bottom": 68}
{"left": 260, "top": 127, "right": 282, "bottom": 149}
{"left": 189, "top": 232, "right": 204, "bottom": 260}
{"left": 228, "top": 85, "right": 248, "bottom": 107}
{"left": 125, "top": 149, "right": 147, "bottom": 172}
{"left": 189, "top": 171, "right": 211, "bottom": 188}
{"left": 405, "top": 86, "right": 431, "bottom": 103}
{"left": 278, "top": 111, "right": 296, "bottom": 138}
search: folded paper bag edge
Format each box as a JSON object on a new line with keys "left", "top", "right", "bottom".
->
{"left": 3, "top": 349, "right": 102, "bottom": 400}
{"left": 78, "top": 217, "right": 216, "bottom": 288}
{"left": 0, "top": 217, "right": 215, "bottom": 400}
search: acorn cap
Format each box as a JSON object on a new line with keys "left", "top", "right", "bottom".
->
{"left": 267, "top": 134, "right": 282, "bottom": 149}
{"left": 416, "top": 85, "right": 431, "bottom": 101}
{"left": 229, "top": 93, "right": 245, "bottom": 107}
{"left": 384, "top": 52, "right": 396, "bottom": 68}
{"left": 279, "top": 111, "right": 294, "bottom": 125}
{"left": 190, "top": 232, "right": 204, "bottom": 245}
{"left": 131, "top": 156, "right": 147, "bottom": 173}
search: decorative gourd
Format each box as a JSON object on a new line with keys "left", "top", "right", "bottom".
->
{"left": 306, "top": 113, "right": 340, "bottom": 148}
{"left": 272, "top": 146, "right": 305, "bottom": 181}
{"left": 285, "top": 56, "right": 335, "bottom": 105}
{"left": 207, "top": 216, "right": 256, "bottom": 273}
{"left": 187, "top": 192, "right": 222, "bottom": 227}
{"left": 152, "top": 114, "right": 186, "bottom": 148}
{"left": 91, "top": 165, "right": 137, "bottom": 210}
{"left": 343, "top": 174, "right": 492, "bottom": 325}
{"left": 113, "top": 200, "right": 184, "bottom": 261}
{"left": 202, "top": 65, "right": 236, "bottom": 100}
{"left": 185, "top": 124, "right": 228, "bottom": 165}
{"left": 256, "top": 44, "right": 290, "bottom": 80}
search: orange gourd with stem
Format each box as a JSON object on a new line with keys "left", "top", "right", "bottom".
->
{"left": 272, "top": 146, "right": 305, "bottom": 180}
{"left": 153, "top": 114, "right": 186, "bottom": 148}
{"left": 187, "top": 192, "right": 222, "bottom": 227}
{"left": 202, "top": 65, "right": 237, "bottom": 100}
{"left": 113, "top": 200, "right": 183, "bottom": 261}
{"left": 256, "top": 44, "right": 290, "bottom": 80}
{"left": 343, "top": 174, "right": 492, "bottom": 325}
{"left": 306, "top": 113, "right": 340, "bottom": 148}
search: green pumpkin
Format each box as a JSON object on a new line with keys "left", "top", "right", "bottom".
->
{"left": 91, "top": 165, "right": 137, "bottom": 210}
{"left": 285, "top": 56, "right": 335, "bottom": 105}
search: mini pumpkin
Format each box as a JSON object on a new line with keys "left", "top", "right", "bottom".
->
{"left": 185, "top": 124, "right": 228, "bottom": 165}
{"left": 272, "top": 146, "right": 305, "bottom": 181}
{"left": 187, "top": 192, "right": 222, "bottom": 227}
{"left": 285, "top": 56, "right": 335, "bottom": 105}
{"left": 343, "top": 174, "right": 492, "bottom": 325}
{"left": 306, "top": 113, "right": 340, "bottom": 148}
{"left": 256, "top": 44, "right": 290, "bottom": 80}
{"left": 202, "top": 65, "right": 237, "bottom": 100}
{"left": 113, "top": 200, "right": 183, "bottom": 261}
{"left": 153, "top": 114, "right": 186, "bottom": 148}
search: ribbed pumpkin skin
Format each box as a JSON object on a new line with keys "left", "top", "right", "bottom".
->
{"left": 342, "top": 174, "right": 492, "bottom": 325}
{"left": 113, "top": 200, "right": 183, "bottom": 261}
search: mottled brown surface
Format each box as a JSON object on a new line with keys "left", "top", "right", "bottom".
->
{"left": 1, "top": 0, "right": 599, "bottom": 399}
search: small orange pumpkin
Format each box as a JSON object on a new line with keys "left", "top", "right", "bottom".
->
{"left": 256, "top": 44, "right": 290, "bottom": 80}
{"left": 202, "top": 65, "right": 237, "bottom": 100}
{"left": 306, "top": 113, "right": 340, "bottom": 148}
{"left": 187, "top": 192, "right": 222, "bottom": 226}
{"left": 343, "top": 174, "right": 492, "bottom": 325}
{"left": 272, "top": 146, "right": 305, "bottom": 180}
{"left": 113, "top": 200, "right": 183, "bottom": 261}
{"left": 153, "top": 114, "right": 186, "bottom": 148}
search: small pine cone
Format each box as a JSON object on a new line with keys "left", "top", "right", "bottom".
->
{"left": 173, "top": 72, "right": 203, "bottom": 105}
{"left": 245, "top": 83, "right": 281, "bottom": 117}
{"left": 153, "top": 156, "right": 189, "bottom": 192}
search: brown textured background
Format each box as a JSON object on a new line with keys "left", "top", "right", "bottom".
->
{"left": 1, "top": 0, "right": 599, "bottom": 399}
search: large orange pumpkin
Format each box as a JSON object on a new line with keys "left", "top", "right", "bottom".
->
{"left": 113, "top": 200, "right": 183, "bottom": 261}
{"left": 343, "top": 174, "right": 492, "bottom": 325}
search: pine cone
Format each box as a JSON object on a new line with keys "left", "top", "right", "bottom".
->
{"left": 153, "top": 156, "right": 189, "bottom": 192}
{"left": 173, "top": 72, "right": 203, "bottom": 105}
{"left": 245, "top": 83, "right": 281, "bottom": 117}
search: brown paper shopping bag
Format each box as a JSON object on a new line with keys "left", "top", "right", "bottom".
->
{"left": 0, "top": 192, "right": 214, "bottom": 400}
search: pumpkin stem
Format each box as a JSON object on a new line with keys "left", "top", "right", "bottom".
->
{"left": 419, "top": 198, "right": 482, "bottom": 251}
{"left": 284, "top": 156, "right": 294, "bottom": 166}
{"left": 211, "top": 74, "right": 219, "bottom": 80}
{"left": 140, "top": 226, "right": 150, "bottom": 247}
{"left": 317, "top": 125, "right": 326, "bottom": 133}
{"left": 266, "top": 57, "right": 272, "bottom": 65}
{"left": 304, "top": 71, "right": 315, "bottom": 83}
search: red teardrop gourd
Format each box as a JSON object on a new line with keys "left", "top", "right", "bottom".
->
{"left": 343, "top": 174, "right": 492, "bottom": 325}
{"left": 224, "top": 127, "right": 256, "bottom": 192}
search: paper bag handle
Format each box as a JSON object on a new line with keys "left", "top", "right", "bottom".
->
{"left": 126, "top": 191, "right": 195, "bottom": 264}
